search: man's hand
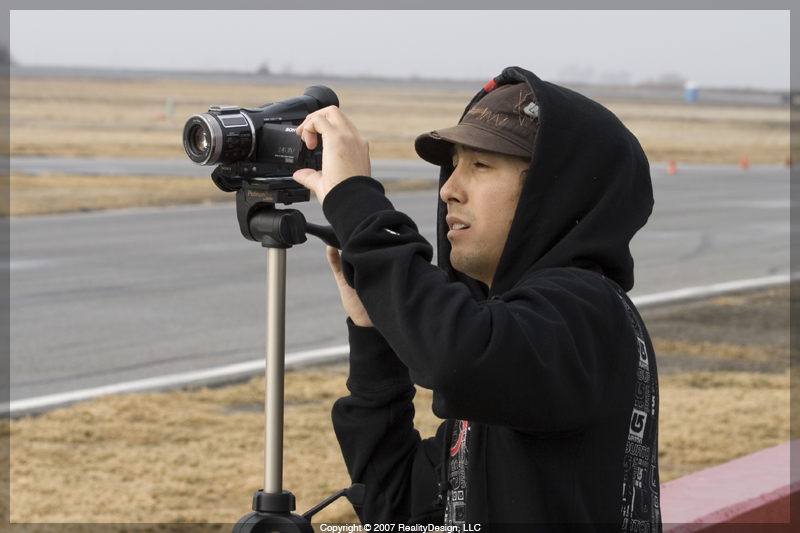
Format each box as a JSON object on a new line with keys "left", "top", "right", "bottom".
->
{"left": 293, "top": 106, "right": 371, "bottom": 205}
{"left": 296, "top": 107, "right": 372, "bottom": 326}
{"left": 327, "top": 246, "right": 373, "bottom": 328}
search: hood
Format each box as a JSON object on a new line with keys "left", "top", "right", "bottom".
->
{"left": 435, "top": 66, "right": 653, "bottom": 298}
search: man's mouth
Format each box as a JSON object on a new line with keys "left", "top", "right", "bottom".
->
{"left": 446, "top": 216, "right": 471, "bottom": 238}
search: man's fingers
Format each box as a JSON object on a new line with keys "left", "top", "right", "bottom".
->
{"left": 292, "top": 167, "right": 320, "bottom": 187}
{"left": 297, "top": 112, "right": 336, "bottom": 149}
{"left": 292, "top": 168, "right": 326, "bottom": 200}
{"left": 298, "top": 108, "right": 340, "bottom": 143}
{"left": 326, "top": 246, "right": 343, "bottom": 278}
{"left": 325, "top": 245, "right": 373, "bottom": 328}
{"left": 327, "top": 246, "right": 351, "bottom": 290}
{"left": 298, "top": 106, "right": 360, "bottom": 146}
{"left": 302, "top": 105, "right": 351, "bottom": 130}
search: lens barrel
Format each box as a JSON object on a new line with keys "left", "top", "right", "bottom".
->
{"left": 183, "top": 107, "right": 255, "bottom": 166}
{"left": 184, "top": 114, "right": 222, "bottom": 165}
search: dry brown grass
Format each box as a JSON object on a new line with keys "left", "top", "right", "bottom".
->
{"left": 6, "top": 173, "right": 437, "bottom": 218}
{"left": 599, "top": 101, "right": 790, "bottom": 164}
{"left": 8, "top": 369, "right": 390, "bottom": 525}
{"left": 9, "top": 78, "right": 474, "bottom": 161}
{"left": 651, "top": 338, "right": 786, "bottom": 362}
{"left": 658, "top": 370, "right": 790, "bottom": 482}
{"left": 7, "top": 362, "right": 791, "bottom": 524}
{"left": 7, "top": 173, "right": 231, "bottom": 217}
{"left": 10, "top": 77, "right": 791, "bottom": 164}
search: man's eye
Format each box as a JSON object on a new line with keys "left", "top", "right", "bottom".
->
{"left": 474, "top": 161, "right": 489, "bottom": 169}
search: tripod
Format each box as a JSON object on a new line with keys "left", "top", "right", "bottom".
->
{"left": 231, "top": 188, "right": 364, "bottom": 532}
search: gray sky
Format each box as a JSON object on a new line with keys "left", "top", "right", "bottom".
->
{"left": 9, "top": 10, "right": 791, "bottom": 90}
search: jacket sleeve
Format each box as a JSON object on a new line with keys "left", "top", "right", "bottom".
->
{"left": 323, "top": 177, "right": 626, "bottom": 433}
{"left": 332, "top": 319, "right": 447, "bottom": 525}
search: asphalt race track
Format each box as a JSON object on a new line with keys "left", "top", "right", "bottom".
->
{"left": 8, "top": 162, "right": 790, "bottom": 407}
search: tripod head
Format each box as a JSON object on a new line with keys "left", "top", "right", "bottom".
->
{"left": 231, "top": 176, "right": 340, "bottom": 249}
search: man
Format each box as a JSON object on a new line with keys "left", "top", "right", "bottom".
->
{"left": 293, "top": 66, "right": 660, "bottom": 531}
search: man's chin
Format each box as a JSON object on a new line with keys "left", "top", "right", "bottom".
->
{"left": 449, "top": 253, "right": 486, "bottom": 283}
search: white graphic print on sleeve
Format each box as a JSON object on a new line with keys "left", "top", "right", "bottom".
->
{"left": 617, "top": 294, "right": 661, "bottom": 532}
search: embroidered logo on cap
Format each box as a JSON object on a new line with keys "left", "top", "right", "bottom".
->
{"left": 512, "top": 89, "right": 538, "bottom": 126}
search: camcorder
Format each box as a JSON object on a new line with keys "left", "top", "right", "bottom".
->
{"left": 183, "top": 85, "right": 339, "bottom": 204}
{"left": 183, "top": 86, "right": 340, "bottom": 247}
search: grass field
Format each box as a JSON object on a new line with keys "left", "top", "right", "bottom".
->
{"left": 6, "top": 368, "right": 792, "bottom": 524}
{"left": 9, "top": 76, "right": 791, "bottom": 163}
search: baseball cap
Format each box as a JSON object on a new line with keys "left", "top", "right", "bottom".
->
{"left": 414, "top": 82, "right": 539, "bottom": 167}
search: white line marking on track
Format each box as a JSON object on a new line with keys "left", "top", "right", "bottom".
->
{"left": 630, "top": 274, "right": 794, "bottom": 308}
{"left": 5, "top": 345, "right": 349, "bottom": 415}
{"left": 5, "top": 273, "right": 795, "bottom": 415}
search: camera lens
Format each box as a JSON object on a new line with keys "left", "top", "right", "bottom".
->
{"left": 183, "top": 114, "right": 223, "bottom": 165}
{"left": 194, "top": 127, "right": 209, "bottom": 152}
{"left": 184, "top": 121, "right": 214, "bottom": 161}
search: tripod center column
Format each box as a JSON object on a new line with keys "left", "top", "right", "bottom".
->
{"left": 265, "top": 246, "right": 287, "bottom": 494}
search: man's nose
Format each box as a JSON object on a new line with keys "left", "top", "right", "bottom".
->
{"left": 440, "top": 168, "right": 464, "bottom": 204}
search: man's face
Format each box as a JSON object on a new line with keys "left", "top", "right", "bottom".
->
{"left": 440, "top": 144, "right": 529, "bottom": 287}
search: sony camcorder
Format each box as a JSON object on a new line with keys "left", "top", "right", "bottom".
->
{"left": 183, "top": 86, "right": 341, "bottom": 246}
{"left": 183, "top": 85, "right": 339, "bottom": 201}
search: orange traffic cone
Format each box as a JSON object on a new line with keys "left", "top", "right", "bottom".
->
{"left": 739, "top": 154, "right": 749, "bottom": 170}
{"left": 667, "top": 158, "right": 677, "bottom": 174}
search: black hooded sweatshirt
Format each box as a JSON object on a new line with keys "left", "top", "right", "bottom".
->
{"left": 321, "top": 67, "right": 661, "bottom": 532}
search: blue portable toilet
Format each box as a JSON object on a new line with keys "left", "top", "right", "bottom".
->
{"left": 684, "top": 81, "right": 698, "bottom": 103}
